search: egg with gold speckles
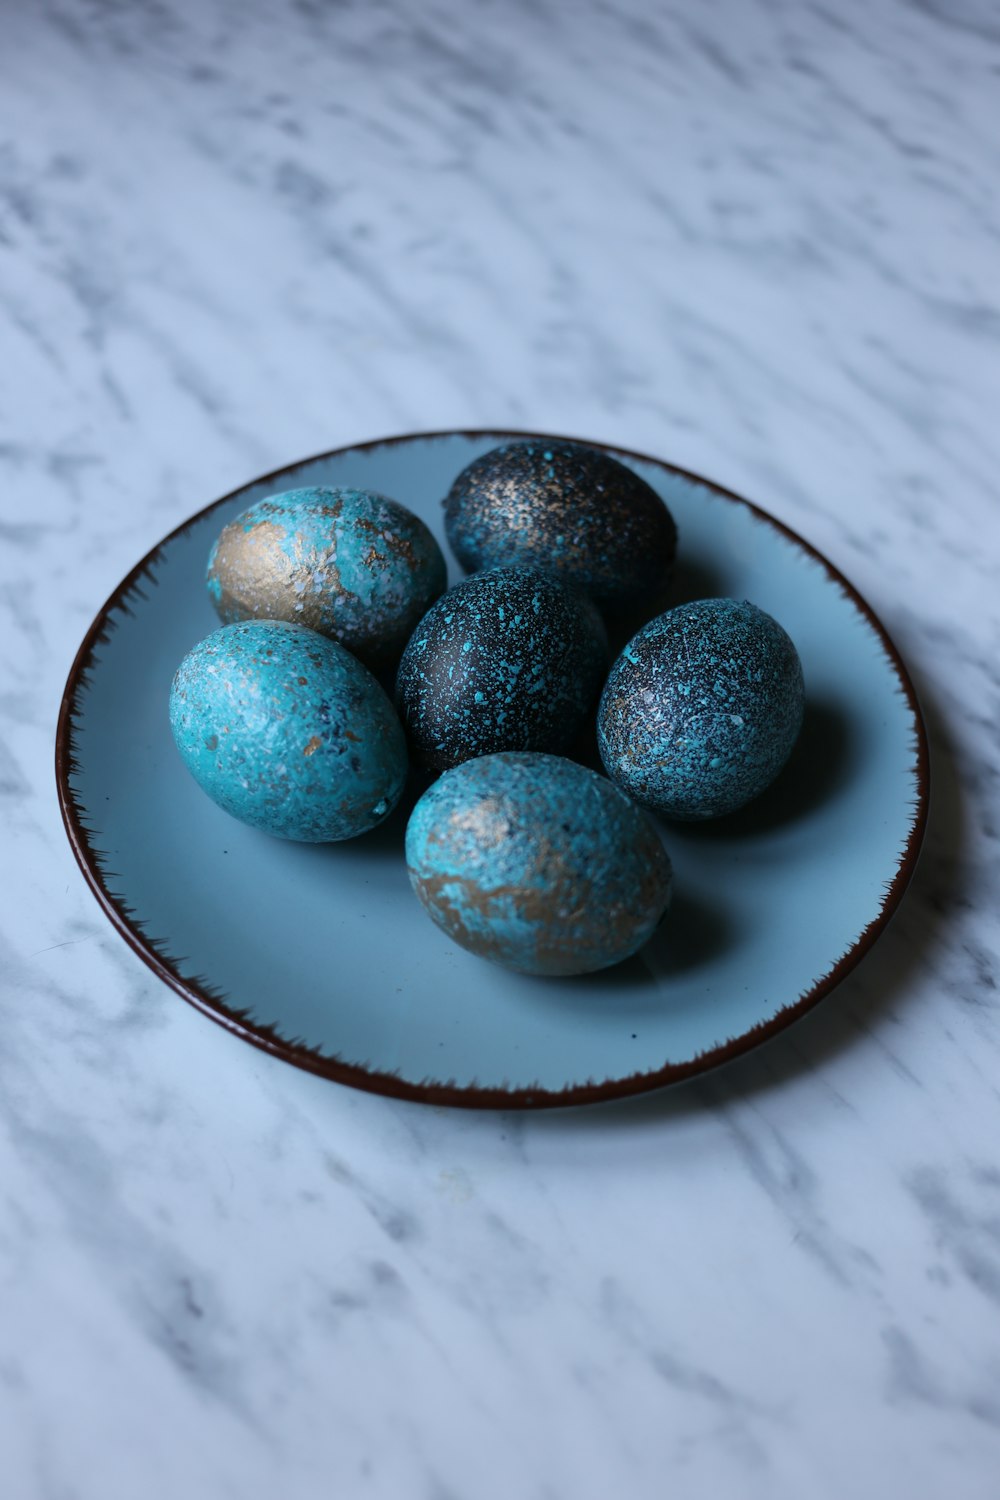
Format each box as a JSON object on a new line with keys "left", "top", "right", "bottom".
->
{"left": 169, "top": 620, "right": 408, "bottom": 842}
{"left": 395, "top": 566, "right": 608, "bottom": 771}
{"left": 405, "top": 752, "right": 673, "bottom": 976}
{"left": 598, "top": 598, "right": 805, "bottom": 820}
{"left": 443, "top": 441, "right": 678, "bottom": 612}
{"left": 206, "top": 487, "right": 447, "bottom": 673}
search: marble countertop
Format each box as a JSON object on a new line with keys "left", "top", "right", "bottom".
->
{"left": 2, "top": 2, "right": 998, "bottom": 1496}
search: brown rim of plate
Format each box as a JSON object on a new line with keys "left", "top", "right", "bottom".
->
{"left": 54, "top": 429, "right": 931, "bottom": 1111}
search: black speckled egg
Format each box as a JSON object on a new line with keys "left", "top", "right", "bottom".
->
{"left": 598, "top": 598, "right": 805, "bottom": 820}
{"left": 395, "top": 566, "right": 608, "bottom": 771}
{"left": 443, "top": 441, "right": 677, "bottom": 612}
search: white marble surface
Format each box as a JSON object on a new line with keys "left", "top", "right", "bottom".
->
{"left": 2, "top": 1, "right": 999, "bottom": 1495}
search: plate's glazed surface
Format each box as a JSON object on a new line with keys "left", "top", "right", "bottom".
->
{"left": 56, "top": 432, "right": 928, "bottom": 1108}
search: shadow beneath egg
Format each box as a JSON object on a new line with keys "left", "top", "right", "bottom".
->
{"left": 600, "top": 886, "right": 739, "bottom": 990}
{"left": 566, "top": 693, "right": 853, "bottom": 848}
{"left": 565, "top": 716, "right": 604, "bottom": 775}
{"left": 646, "top": 887, "right": 741, "bottom": 977}
{"left": 282, "top": 766, "right": 435, "bottom": 866}
{"left": 513, "top": 888, "right": 741, "bottom": 1011}
{"left": 603, "top": 556, "right": 727, "bottom": 659}
{"left": 667, "top": 556, "right": 730, "bottom": 612}
{"left": 374, "top": 662, "right": 402, "bottom": 702}
{"left": 665, "top": 697, "right": 855, "bottom": 844}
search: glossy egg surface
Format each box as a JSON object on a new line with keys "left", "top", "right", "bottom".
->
{"left": 395, "top": 566, "right": 607, "bottom": 770}
{"left": 206, "top": 486, "right": 446, "bottom": 672}
{"left": 598, "top": 597, "right": 805, "bottom": 820}
{"left": 405, "top": 752, "right": 673, "bottom": 976}
{"left": 169, "top": 619, "right": 408, "bottom": 841}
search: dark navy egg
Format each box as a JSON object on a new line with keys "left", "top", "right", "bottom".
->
{"left": 169, "top": 620, "right": 408, "bottom": 841}
{"left": 395, "top": 566, "right": 607, "bottom": 771}
{"left": 206, "top": 486, "right": 447, "bottom": 673}
{"left": 405, "top": 752, "right": 673, "bottom": 976}
{"left": 443, "top": 441, "right": 677, "bottom": 612}
{"left": 598, "top": 598, "right": 805, "bottom": 820}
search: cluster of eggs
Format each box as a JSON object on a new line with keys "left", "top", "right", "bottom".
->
{"left": 170, "top": 442, "right": 805, "bottom": 977}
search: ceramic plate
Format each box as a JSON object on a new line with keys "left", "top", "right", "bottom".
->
{"left": 56, "top": 432, "right": 928, "bottom": 1108}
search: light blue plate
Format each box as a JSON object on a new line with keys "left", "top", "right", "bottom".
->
{"left": 56, "top": 433, "right": 928, "bottom": 1107}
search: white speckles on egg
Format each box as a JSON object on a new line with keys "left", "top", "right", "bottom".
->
{"left": 598, "top": 599, "right": 805, "bottom": 820}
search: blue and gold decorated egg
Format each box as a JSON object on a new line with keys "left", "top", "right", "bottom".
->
{"left": 598, "top": 598, "right": 805, "bottom": 820}
{"left": 206, "top": 487, "right": 447, "bottom": 673}
{"left": 169, "top": 620, "right": 408, "bottom": 841}
{"left": 395, "top": 566, "right": 608, "bottom": 771}
{"left": 405, "top": 752, "right": 673, "bottom": 976}
{"left": 442, "top": 441, "right": 677, "bottom": 613}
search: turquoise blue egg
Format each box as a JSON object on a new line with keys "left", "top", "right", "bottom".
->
{"left": 598, "top": 598, "right": 805, "bottom": 820}
{"left": 169, "top": 620, "right": 408, "bottom": 842}
{"left": 395, "top": 566, "right": 608, "bottom": 771}
{"left": 405, "top": 752, "right": 673, "bottom": 976}
{"left": 206, "top": 487, "right": 447, "bottom": 672}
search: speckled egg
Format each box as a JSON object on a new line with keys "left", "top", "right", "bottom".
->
{"left": 395, "top": 566, "right": 608, "bottom": 771}
{"left": 442, "top": 441, "right": 678, "bottom": 612}
{"left": 598, "top": 598, "right": 805, "bottom": 820}
{"left": 405, "top": 752, "right": 673, "bottom": 976}
{"left": 206, "top": 487, "right": 447, "bottom": 673}
{"left": 169, "top": 620, "right": 408, "bottom": 841}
